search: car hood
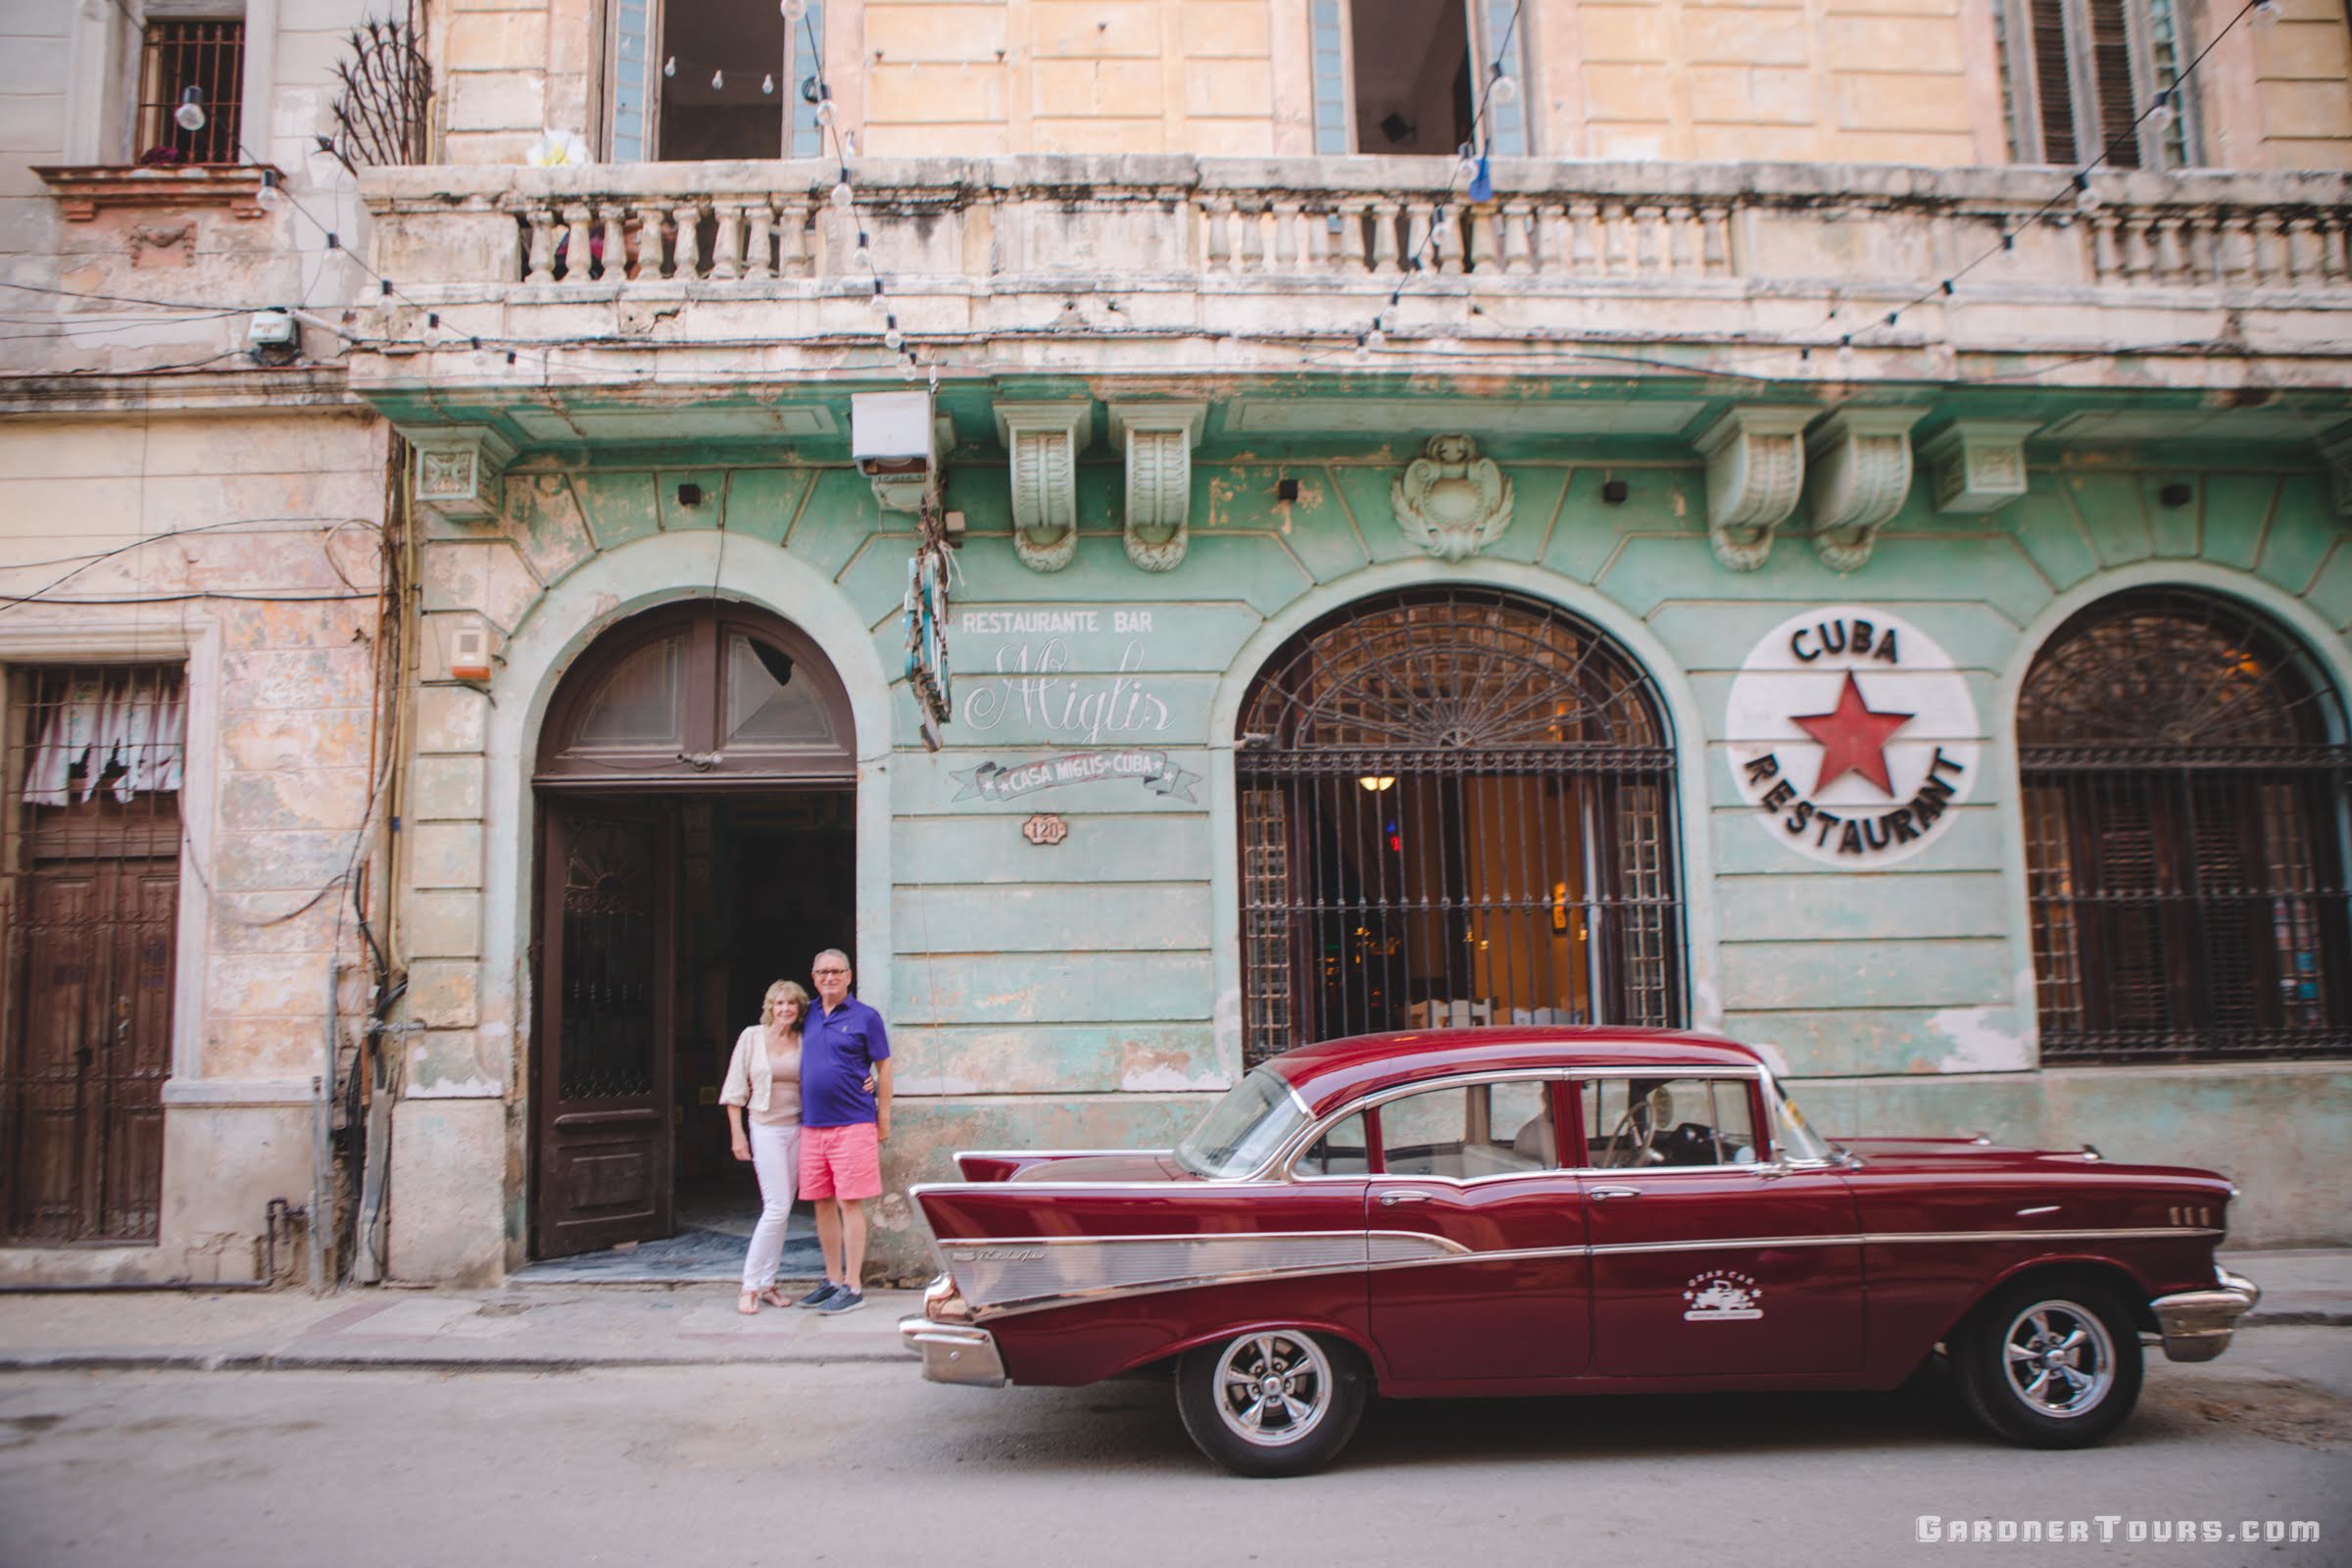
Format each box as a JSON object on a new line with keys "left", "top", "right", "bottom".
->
{"left": 1007, "top": 1152, "right": 1189, "bottom": 1183}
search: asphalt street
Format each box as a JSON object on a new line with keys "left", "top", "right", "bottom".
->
{"left": 1, "top": 1326, "right": 2344, "bottom": 1568}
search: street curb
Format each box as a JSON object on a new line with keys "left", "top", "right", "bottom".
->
{"left": 2244, "top": 1309, "right": 2352, "bottom": 1327}
{"left": 0, "top": 1349, "right": 914, "bottom": 1374}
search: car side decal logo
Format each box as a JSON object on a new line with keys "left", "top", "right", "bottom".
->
{"left": 1682, "top": 1268, "right": 1765, "bottom": 1322}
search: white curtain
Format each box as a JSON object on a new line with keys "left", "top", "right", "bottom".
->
{"left": 23, "top": 673, "right": 185, "bottom": 807}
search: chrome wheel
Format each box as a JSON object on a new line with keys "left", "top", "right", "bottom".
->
{"left": 1211, "top": 1331, "right": 1333, "bottom": 1448}
{"left": 1999, "top": 1298, "right": 2115, "bottom": 1418}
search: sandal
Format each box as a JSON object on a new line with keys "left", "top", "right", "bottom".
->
{"left": 759, "top": 1286, "right": 794, "bottom": 1308}
{"left": 737, "top": 1291, "right": 762, "bottom": 1315}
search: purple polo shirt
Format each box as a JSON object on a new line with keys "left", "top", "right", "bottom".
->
{"left": 801, "top": 993, "right": 890, "bottom": 1128}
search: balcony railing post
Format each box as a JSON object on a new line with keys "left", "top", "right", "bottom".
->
{"left": 1568, "top": 200, "right": 1598, "bottom": 275}
{"left": 1501, "top": 201, "right": 1532, "bottom": 274}
{"left": 1338, "top": 202, "right": 1367, "bottom": 272}
{"left": 711, "top": 200, "right": 747, "bottom": 280}
{"left": 560, "top": 201, "right": 592, "bottom": 284}
{"left": 522, "top": 200, "right": 557, "bottom": 285}
{"left": 1701, "top": 205, "right": 1732, "bottom": 277}
{"left": 671, "top": 200, "right": 704, "bottom": 279}
{"left": 1372, "top": 199, "right": 1401, "bottom": 273}
{"left": 1200, "top": 196, "right": 1231, "bottom": 271}
{"left": 744, "top": 200, "right": 775, "bottom": 281}
{"left": 601, "top": 204, "right": 631, "bottom": 283}
{"left": 778, "top": 198, "right": 811, "bottom": 277}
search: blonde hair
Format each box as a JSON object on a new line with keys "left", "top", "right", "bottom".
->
{"left": 762, "top": 980, "right": 809, "bottom": 1032}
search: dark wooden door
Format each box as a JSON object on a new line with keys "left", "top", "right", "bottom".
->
{"left": 3, "top": 856, "right": 176, "bottom": 1243}
{"left": 533, "top": 799, "right": 675, "bottom": 1258}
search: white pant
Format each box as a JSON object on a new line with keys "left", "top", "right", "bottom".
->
{"left": 742, "top": 1120, "right": 801, "bottom": 1292}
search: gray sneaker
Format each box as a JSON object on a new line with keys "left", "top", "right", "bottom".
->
{"left": 794, "top": 1282, "right": 842, "bottom": 1310}
{"left": 813, "top": 1288, "right": 865, "bottom": 1315}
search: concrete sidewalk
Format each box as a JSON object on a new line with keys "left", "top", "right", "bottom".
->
{"left": 0, "top": 1250, "right": 2340, "bottom": 1375}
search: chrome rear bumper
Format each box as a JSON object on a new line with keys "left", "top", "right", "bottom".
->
{"left": 2150, "top": 1268, "right": 2261, "bottom": 1363}
{"left": 899, "top": 1314, "right": 1007, "bottom": 1388}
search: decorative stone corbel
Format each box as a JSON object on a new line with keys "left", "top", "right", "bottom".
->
{"left": 1694, "top": 407, "right": 1814, "bottom": 571}
{"left": 995, "top": 404, "right": 1092, "bottom": 573}
{"left": 1107, "top": 402, "right": 1205, "bottom": 571}
{"left": 1919, "top": 419, "right": 2041, "bottom": 516}
{"left": 1391, "top": 435, "right": 1514, "bottom": 562}
{"left": 2319, "top": 421, "right": 2352, "bottom": 518}
{"left": 1806, "top": 408, "right": 1928, "bottom": 572}
{"left": 408, "top": 425, "right": 516, "bottom": 525}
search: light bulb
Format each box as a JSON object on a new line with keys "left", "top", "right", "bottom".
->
{"left": 663, "top": 56, "right": 676, "bottom": 77}
{"left": 883, "top": 325, "right": 904, "bottom": 349}
{"left": 2254, "top": 0, "right": 2280, "bottom": 24}
{"left": 1490, "top": 72, "right": 1517, "bottom": 106}
{"left": 2147, "top": 95, "right": 2175, "bottom": 131}
{"left": 783, "top": 0, "right": 808, "bottom": 17}
{"left": 2074, "top": 176, "right": 2102, "bottom": 213}
{"left": 830, "top": 178, "right": 854, "bottom": 211}
{"left": 815, "top": 99, "right": 837, "bottom": 127}
{"left": 711, "top": 70, "right": 725, "bottom": 90}
{"left": 255, "top": 173, "right": 282, "bottom": 212}
{"left": 762, "top": 74, "right": 776, "bottom": 94}
{"left": 900, "top": 355, "right": 919, "bottom": 382}
{"left": 1364, "top": 324, "right": 1387, "bottom": 352}
{"left": 173, "top": 87, "right": 206, "bottom": 132}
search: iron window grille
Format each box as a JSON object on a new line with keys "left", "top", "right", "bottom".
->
{"left": 2020, "top": 589, "right": 2351, "bottom": 1063}
{"left": 1237, "top": 589, "right": 1685, "bottom": 1066}
{"left": 135, "top": 19, "right": 245, "bottom": 167}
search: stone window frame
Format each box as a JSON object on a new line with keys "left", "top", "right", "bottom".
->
{"left": 1306, "top": 0, "right": 1535, "bottom": 159}
{"left": 605, "top": 0, "right": 837, "bottom": 164}
{"left": 63, "top": 0, "right": 269, "bottom": 171}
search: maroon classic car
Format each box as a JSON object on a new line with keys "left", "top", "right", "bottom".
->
{"left": 899, "top": 1029, "right": 2260, "bottom": 1476}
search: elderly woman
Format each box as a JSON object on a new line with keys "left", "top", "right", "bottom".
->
{"left": 719, "top": 979, "right": 809, "bottom": 1314}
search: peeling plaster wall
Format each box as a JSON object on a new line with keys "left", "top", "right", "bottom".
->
{"left": 385, "top": 428, "right": 2352, "bottom": 1279}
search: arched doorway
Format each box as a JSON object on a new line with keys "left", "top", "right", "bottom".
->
{"left": 2019, "top": 587, "right": 2351, "bottom": 1062}
{"left": 1235, "top": 587, "right": 1684, "bottom": 1064}
{"left": 531, "top": 601, "right": 855, "bottom": 1260}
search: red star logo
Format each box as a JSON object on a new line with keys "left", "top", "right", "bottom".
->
{"left": 1792, "top": 672, "right": 1912, "bottom": 795}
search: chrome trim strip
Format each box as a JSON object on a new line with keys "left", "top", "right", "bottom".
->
{"left": 939, "top": 1228, "right": 1471, "bottom": 1314}
{"left": 1859, "top": 1226, "right": 2224, "bottom": 1245}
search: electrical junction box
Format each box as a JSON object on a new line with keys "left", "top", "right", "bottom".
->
{"left": 851, "top": 390, "right": 937, "bottom": 513}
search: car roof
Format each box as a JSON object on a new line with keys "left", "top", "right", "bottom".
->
{"left": 1263, "top": 1027, "right": 1767, "bottom": 1119}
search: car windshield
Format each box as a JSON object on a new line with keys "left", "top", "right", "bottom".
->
{"left": 1174, "top": 1067, "right": 1309, "bottom": 1179}
{"left": 1771, "top": 1081, "right": 1838, "bottom": 1162}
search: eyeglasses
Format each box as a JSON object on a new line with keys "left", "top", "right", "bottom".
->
{"left": 812, "top": 966, "right": 850, "bottom": 976}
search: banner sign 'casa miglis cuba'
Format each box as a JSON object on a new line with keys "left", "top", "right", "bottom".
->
{"left": 953, "top": 749, "right": 1201, "bottom": 804}
{"left": 1724, "top": 606, "right": 1982, "bottom": 868}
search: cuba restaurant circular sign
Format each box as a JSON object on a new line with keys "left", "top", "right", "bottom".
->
{"left": 1724, "top": 606, "right": 1981, "bottom": 867}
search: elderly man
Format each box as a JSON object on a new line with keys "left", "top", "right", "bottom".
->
{"left": 793, "top": 948, "right": 893, "bottom": 1314}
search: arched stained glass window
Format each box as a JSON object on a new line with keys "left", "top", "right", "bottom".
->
{"left": 2019, "top": 589, "right": 2352, "bottom": 1062}
{"left": 1236, "top": 588, "right": 1683, "bottom": 1064}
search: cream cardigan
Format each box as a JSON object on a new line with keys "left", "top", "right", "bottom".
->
{"left": 718, "top": 1025, "right": 803, "bottom": 1126}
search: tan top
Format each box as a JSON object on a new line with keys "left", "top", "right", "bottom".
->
{"left": 719, "top": 1024, "right": 802, "bottom": 1127}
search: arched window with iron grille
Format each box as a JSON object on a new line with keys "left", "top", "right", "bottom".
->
{"left": 2019, "top": 588, "right": 2352, "bottom": 1063}
{"left": 1236, "top": 588, "right": 1684, "bottom": 1065}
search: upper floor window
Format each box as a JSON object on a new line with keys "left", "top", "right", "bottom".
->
{"left": 135, "top": 16, "right": 244, "bottom": 166}
{"left": 1309, "top": 0, "right": 1529, "bottom": 157}
{"left": 612, "top": 0, "right": 827, "bottom": 162}
{"left": 2020, "top": 589, "right": 2350, "bottom": 1063}
{"left": 1994, "top": 0, "right": 2198, "bottom": 169}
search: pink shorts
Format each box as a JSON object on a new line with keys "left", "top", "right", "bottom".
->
{"left": 799, "top": 1121, "right": 883, "bottom": 1201}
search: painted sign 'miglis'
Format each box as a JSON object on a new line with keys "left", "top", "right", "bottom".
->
{"left": 1724, "top": 606, "right": 1982, "bottom": 867}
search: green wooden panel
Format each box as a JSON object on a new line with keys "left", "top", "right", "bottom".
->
{"left": 895, "top": 883, "right": 1210, "bottom": 953}
{"left": 1719, "top": 937, "right": 2011, "bottom": 1011}
{"left": 1648, "top": 600, "right": 2021, "bottom": 672}
{"left": 2142, "top": 471, "right": 2201, "bottom": 558}
{"left": 894, "top": 812, "right": 1212, "bottom": 883}
{"left": 894, "top": 1022, "right": 1221, "bottom": 1096}
{"left": 2256, "top": 473, "right": 2340, "bottom": 595}
{"left": 2302, "top": 540, "right": 2352, "bottom": 633}
{"left": 1715, "top": 871, "right": 2010, "bottom": 943}
{"left": 575, "top": 470, "right": 663, "bottom": 551}
{"left": 890, "top": 745, "right": 1214, "bottom": 815}
{"left": 892, "top": 952, "right": 1214, "bottom": 1025}
{"left": 2059, "top": 471, "right": 2153, "bottom": 568}
{"left": 1599, "top": 533, "right": 2055, "bottom": 624}
{"left": 2197, "top": 473, "right": 2279, "bottom": 570}
{"left": 656, "top": 468, "right": 728, "bottom": 531}
{"left": 717, "top": 467, "right": 810, "bottom": 546}
{"left": 1725, "top": 1004, "right": 2034, "bottom": 1077}
{"left": 1709, "top": 803, "right": 2008, "bottom": 874}
{"left": 1993, "top": 475, "right": 2100, "bottom": 589}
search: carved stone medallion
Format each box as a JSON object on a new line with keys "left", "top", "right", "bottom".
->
{"left": 1391, "top": 435, "right": 1514, "bottom": 562}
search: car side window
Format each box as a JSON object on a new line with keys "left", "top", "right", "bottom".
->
{"left": 1376, "top": 1081, "right": 1557, "bottom": 1179}
{"left": 1583, "top": 1077, "right": 1758, "bottom": 1169}
{"left": 1293, "top": 1112, "right": 1369, "bottom": 1176}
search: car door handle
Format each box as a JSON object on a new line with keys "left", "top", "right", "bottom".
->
{"left": 1377, "top": 1191, "right": 1431, "bottom": 1206}
{"left": 1589, "top": 1186, "right": 1642, "bottom": 1200}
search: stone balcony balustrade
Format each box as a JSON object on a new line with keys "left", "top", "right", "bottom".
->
{"left": 355, "top": 155, "right": 2352, "bottom": 390}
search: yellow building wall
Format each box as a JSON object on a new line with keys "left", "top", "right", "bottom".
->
{"left": 428, "top": 0, "right": 2352, "bottom": 172}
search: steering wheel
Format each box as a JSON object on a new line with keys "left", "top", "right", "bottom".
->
{"left": 1604, "top": 1094, "right": 1668, "bottom": 1167}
